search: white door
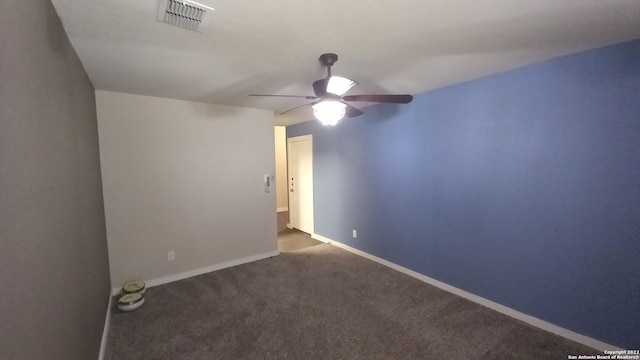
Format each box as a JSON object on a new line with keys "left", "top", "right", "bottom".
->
{"left": 288, "top": 135, "right": 314, "bottom": 234}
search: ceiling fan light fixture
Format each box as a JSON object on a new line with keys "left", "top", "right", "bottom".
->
{"left": 313, "top": 100, "right": 346, "bottom": 126}
{"left": 250, "top": 53, "right": 412, "bottom": 121}
{"left": 327, "top": 76, "right": 357, "bottom": 96}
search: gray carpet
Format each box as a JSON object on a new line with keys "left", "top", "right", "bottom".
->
{"left": 106, "top": 243, "right": 598, "bottom": 359}
{"left": 278, "top": 228, "right": 324, "bottom": 252}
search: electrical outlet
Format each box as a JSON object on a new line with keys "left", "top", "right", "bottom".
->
{"left": 168, "top": 251, "right": 175, "bottom": 261}
{"left": 352, "top": 230, "right": 357, "bottom": 238}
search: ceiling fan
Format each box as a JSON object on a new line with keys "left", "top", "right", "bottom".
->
{"left": 250, "top": 53, "right": 413, "bottom": 125}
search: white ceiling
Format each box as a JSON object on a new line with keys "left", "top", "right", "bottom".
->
{"left": 52, "top": 0, "right": 640, "bottom": 126}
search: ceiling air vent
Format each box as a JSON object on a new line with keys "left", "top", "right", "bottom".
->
{"left": 157, "top": 0, "right": 213, "bottom": 32}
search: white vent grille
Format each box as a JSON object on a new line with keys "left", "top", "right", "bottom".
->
{"left": 157, "top": 0, "right": 209, "bottom": 32}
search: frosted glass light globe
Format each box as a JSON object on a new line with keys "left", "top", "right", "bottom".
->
{"left": 313, "top": 100, "right": 346, "bottom": 126}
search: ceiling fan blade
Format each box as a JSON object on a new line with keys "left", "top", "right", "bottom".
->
{"left": 312, "top": 79, "right": 328, "bottom": 97}
{"left": 250, "top": 94, "right": 317, "bottom": 100}
{"left": 279, "top": 101, "right": 318, "bottom": 115}
{"left": 342, "top": 94, "right": 413, "bottom": 104}
{"left": 327, "top": 76, "right": 357, "bottom": 95}
{"left": 344, "top": 103, "right": 364, "bottom": 118}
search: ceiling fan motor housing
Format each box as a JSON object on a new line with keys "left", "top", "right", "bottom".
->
{"left": 249, "top": 52, "right": 413, "bottom": 118}
{"left": 319, "top": 53, "right": 339, "bottom": 67}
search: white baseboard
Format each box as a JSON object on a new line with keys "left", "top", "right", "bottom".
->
{"left": 313, "top": 234, "right": 620, "bottom": 352}
{"left": 277, "top": 207, "right": 288, "bottom": 212}
{"left": 111, "top": 250, "right": 280, "bottom": 296}
{"left": 98, "top": 293, "right": 113, "bottom": 360}
{"left": 286, "top": 223, "right": 293, "bottom": 229}
{"left": 311, "top": 233, "right": 331, "bottom": 243}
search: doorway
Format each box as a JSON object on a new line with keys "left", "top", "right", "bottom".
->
{"left": 287, "top": 134, "right": 314, "bottom": 234}
{"left": 274, "top": 126, "right": 289, "bottom": 233}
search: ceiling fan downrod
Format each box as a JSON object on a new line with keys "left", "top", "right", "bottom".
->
{"left": 319, "top": 53, "right": 338, "bottom": 78}
{"left": 248, "top": 52, "right": 413, "bottom": 121}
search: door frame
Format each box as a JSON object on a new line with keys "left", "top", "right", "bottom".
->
{"left": 287, "top": 134, "right": 314, "bottom": 234}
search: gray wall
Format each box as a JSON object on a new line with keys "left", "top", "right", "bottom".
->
{"left": 96, "top": 90, "right": 277, "bottom": 289}
{"left": 0, "top": 1, "right": 111, "bottom": 359}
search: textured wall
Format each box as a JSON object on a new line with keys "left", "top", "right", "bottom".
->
{"left": 0, "top": 1, "right": 111, "bottom": 359}
{"left": 96, "top": 91, "right": 277, "bottom": 288}
{"left": 288, "top": 40, "right": 640, "bottom": 348}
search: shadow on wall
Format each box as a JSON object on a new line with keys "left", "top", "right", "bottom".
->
{"left": 47, "top": 4, "right": 68, "bottom": 53}
{"left": 369, "top": 103, "right": 403, "bottom": 123}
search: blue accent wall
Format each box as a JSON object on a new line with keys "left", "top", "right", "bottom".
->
{"left": 288, "top": 39, "right": 640, "bottom": 349}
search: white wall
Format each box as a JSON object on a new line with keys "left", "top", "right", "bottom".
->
{"left": 96, "top": 90, "right": 277, "bottom": 287}
{"left": 274, "top": 126, "right": 288, "bottom": 211}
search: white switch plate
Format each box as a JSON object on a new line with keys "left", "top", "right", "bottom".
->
{"left": 168, "top": 251, "right": 175, "bottom": 261}
{"left": 352, "top": 230, "right": 357, "bottom": 238}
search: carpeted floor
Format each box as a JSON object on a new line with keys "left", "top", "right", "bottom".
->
{"left": 278, "top": 228, "right": 324, "bottom": 252}
{"left": 106, "top": 241, "right": 599, "bottom": 359}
